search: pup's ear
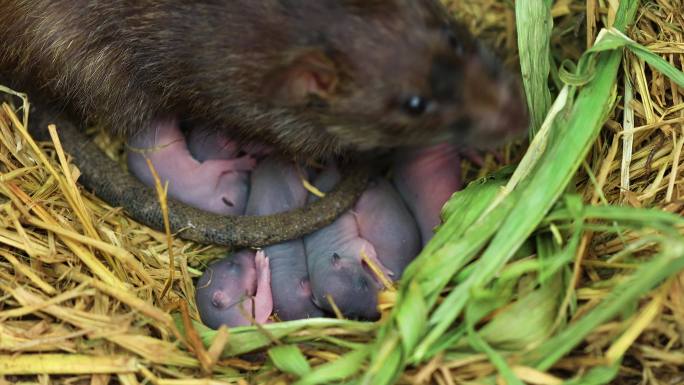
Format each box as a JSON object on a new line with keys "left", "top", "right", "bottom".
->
{"left": 262, "top": 49, "right": 339, "bottom": 107}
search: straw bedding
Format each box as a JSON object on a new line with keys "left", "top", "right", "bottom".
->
{"left": 1, "top": 1, "right": 684, "bottom": 384}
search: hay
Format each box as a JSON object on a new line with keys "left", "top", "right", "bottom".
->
{"left": 1, "top": 1, "right": 684, "bottom": 384}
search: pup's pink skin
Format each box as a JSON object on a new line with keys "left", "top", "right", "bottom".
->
{"left": 126, "top": 119, "right": 254, "bottom": 215}
{"left": 245, "top": 158, "right": 324, "bottom": 320}
{"left": 310, "top": 168, "right": 393, "bottom": 271}
{"left": 355, "top": 178, "right": 421, "bottom": 278}
{"left": 305, "top": 167, "right": 420, "bottom": 320}
{"left": 195, "top": 249, "right": 272, "bottom": 329}
{"left": 304, "top": 168, "right": 381, "bottom": 320}
{"left": 393, "top": 143, "right": 461, "bottom": 245}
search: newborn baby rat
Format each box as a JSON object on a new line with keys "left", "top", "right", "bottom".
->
{"left": 1, "top": 0, "right": 527, "bottom": 247}
{"left": 196, "top": 249, "right": 272, "bottom": 328}
{"left": 305, "top": 167, "right": 421, "bottom": 320}
{"left": 393, "top": 143, "right": 462, "bottom": 244}
{"left": 127, "top": 119, "right": 254, "bottom": 216}
{"left": 245, "top": 157, "right": 324, "bottom": 321}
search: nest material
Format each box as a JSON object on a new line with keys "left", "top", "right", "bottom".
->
{"left": 1, "top": 1, "right": 684, "bottom": 384}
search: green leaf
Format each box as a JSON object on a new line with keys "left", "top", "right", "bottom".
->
{"left": 174, "top": 318, "right": 376, "bottom": 358}
{"left": 294, "top": 349, "right": 369, "bottom": 385}
{"left": 268, "top": 345, "right": 311, "bottom": 378}
{"left": 564, "top": 364, "right": 620, "bottom": 385}
{"left": 466, "top": 311, "right": 524, "bottom": 385}
{"left": 395, "top": 281, "right": 427, "bottom": 353}
{"left": 515, "top": 0, "right": 553, "bottom": 135}
{"left": 601, "top": 29, "right": 684, "bottom": 89}
{"left": 476, "top": 278, "right": 560, "bottom": 351}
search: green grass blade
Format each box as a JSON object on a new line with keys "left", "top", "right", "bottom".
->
{"left": 545, "top": 205, "right": 684, "bottom": 227}
{"left": 268, "top": 345, "right": 311, "bottom": 378}
{"left": 405, "top": 166, "right": 512, "bottom": 279}
{"left": 466, "top": 324, "right": 525, "bottom": 385}
{"left": 361, "top": 336, "right": 403, "bottom": 385}
{"left": 474, "top": 278, "right": 561, "bottom": 351}
{"left": 294, "top": 348, "right": 369, "bottom": 385}
{"left": 515, "top": 0, "right": 553, "bottom": 135}
{"left": 395, "top": 281, "right": 427, "bottom": 353}
{"left": 563, "top": 364, "right": 620, "bottom": 385}
{"left": 524, "top": 237, "right": 684, "bottom": 370}
{"left": 594, "top": 29, "right": 684, "bottom": 89}
{"left": 400, "top": 172, "right": 514, "bottom": 307}
{"left": 175, "top": 318, "right": 375, "bottom": 357}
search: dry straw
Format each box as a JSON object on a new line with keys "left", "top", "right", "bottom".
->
{"left": 2, "top": 0, "right": 684, "bottom": 384}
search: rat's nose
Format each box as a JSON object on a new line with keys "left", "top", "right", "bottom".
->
{"left": 457, "top": 49, "right": 529, "bottom": 148}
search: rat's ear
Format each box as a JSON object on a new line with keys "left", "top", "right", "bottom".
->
{"left": 263, "top": 49, "right": 339, "bottom": 107}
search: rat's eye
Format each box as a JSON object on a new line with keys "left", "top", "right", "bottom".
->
{"left": 355, "top": 277, "right": 370, "bottom": 292}
{"left": 403, "top": 95, "right": 429, "bottom": 116}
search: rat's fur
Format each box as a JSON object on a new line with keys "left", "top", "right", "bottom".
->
{"left": 0, "top": 0, "right": 527, "bottom": 247}
{"left": 0, "top": 0, "right": 526, "bottom": 159}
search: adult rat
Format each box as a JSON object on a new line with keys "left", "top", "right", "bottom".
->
{"left": 0, "top": 0, "right": 527, "bottom": 247}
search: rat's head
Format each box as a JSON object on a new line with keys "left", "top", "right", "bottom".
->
{"left": 310, "top": 252, "right": 380, "bottom": 320}
{"left": 272, "top": 277, "right": 324, "bottom": 321}
{"left": 262, "top": 0, "right": 528, "bottom": 153}
{"left": 195, "top": 253, "right": 257, "bottom": 328}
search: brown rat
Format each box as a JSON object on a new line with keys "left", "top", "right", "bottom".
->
{"left": 0, "top": 0, "right": 527, "bottom": 246}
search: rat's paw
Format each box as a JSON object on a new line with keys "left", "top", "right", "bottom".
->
{"left": 255, "top": 250, "right": 271, "bottom": 286}
{"left": 253, "top": 250, "right": 273, "bottom": 323}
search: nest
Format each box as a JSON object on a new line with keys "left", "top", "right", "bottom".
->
{"left": 2, "top": 1, "right": 684, "bottom": 384}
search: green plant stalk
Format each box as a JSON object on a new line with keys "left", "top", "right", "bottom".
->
{"left": 601, "top": 28, "right": 684, "bottom": 89}
{"left": 546, "top": 205, "right": 684, "bottom": 227}
{"left": 466, "top": 323, "right": 525, "bottom": 385}
{"left": 563, "top": 364, "right": 620, "bottom": 385}
{"left": 516, "top": 0, "right": 553, "bottom": 136}
{"left": 404, "top": 167, "right": 512, "bottom": 279}
{"left": 177, "top": 317, "right": 375, "bottom": 357}
{"left": 293, "top": 348, "right": 370, "bottom": 385}
{"left": 268, "top": 345, "right": 312, "bottom": 377}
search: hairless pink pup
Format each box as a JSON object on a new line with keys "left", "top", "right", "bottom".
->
{"left": 196, "top": 157, "right": 324, "bottom": 327}
{"left": 305, "top": 167, "right": 420, "bottom": 319}
{"left": 393, "top": 143, "right": 461, "bottom": 245}
{"left": 245, "top": 157, "right": 324, "bottom": 321}
{"left": 127, "top": 120, "right": 255, "bottom": 216}
{"left": 195, "top": 249, "right": 272, "bottom": 328}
